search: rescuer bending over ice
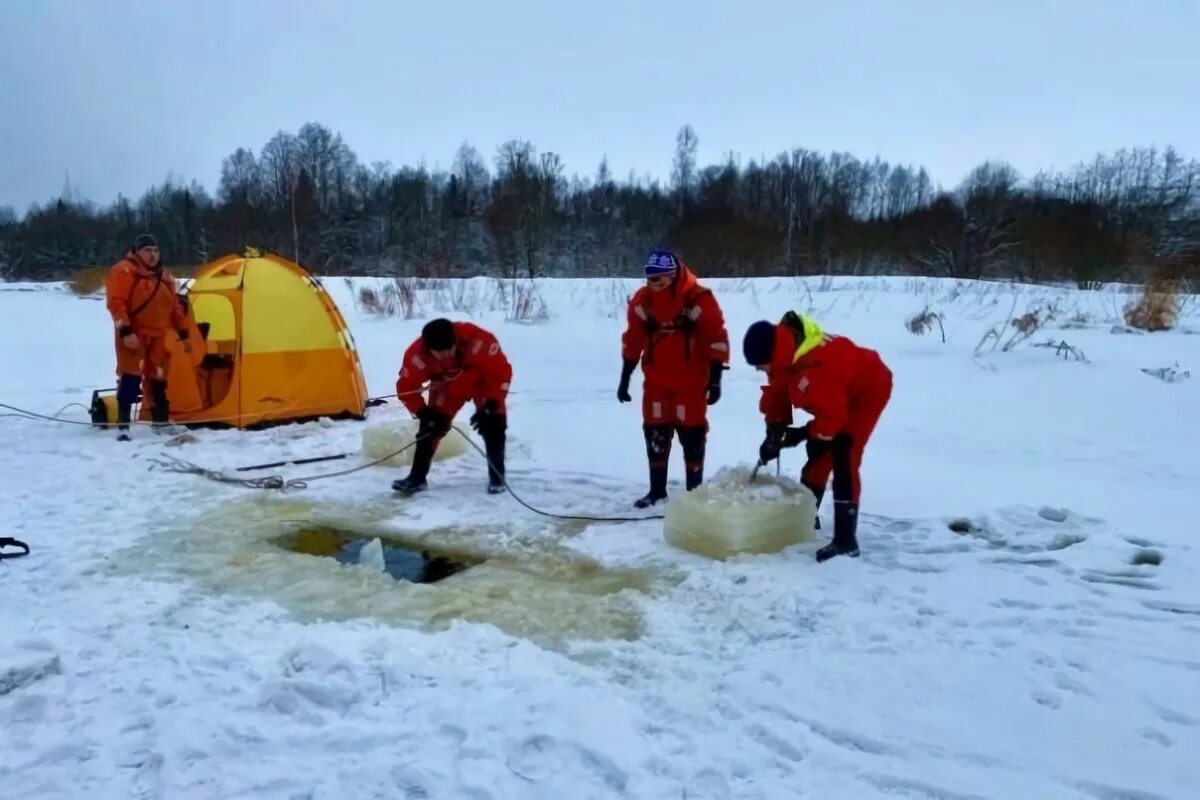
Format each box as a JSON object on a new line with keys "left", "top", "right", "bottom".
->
{"left": 742, "top": 312, "right": 893, "bottom": 562}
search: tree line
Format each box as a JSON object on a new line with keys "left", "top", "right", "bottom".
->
{"left": 1, "top": 122, "right": 1197, "bottom": 284}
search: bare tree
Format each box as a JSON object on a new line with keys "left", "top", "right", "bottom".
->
{"left": 672, "top": 124, "right": 699, "bottom": 214}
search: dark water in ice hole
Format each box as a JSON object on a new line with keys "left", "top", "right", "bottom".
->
{"left": 273, "top": 527, "right": 481, "bottom": 584}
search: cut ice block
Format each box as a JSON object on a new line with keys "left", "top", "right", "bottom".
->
{"left": 360, "top": 418, "right": 468, "bottom": 467}
{"left": 663, "top": 465, "right": 818, "bottom": 560}
{"left": 358, "top": 537, "right": 387, "bottom": 572}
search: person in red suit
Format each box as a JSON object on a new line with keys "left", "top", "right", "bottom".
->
{"left": 392, "top": 318, "right": 512, "bottom": 495}
{"left": 618, "top": 249, "right": 730, "bottom": 507}
{"left": 742, "top": 311, "right": 893, "bottom": 561}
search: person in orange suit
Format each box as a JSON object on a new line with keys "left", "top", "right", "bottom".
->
{"left": 618, "top": 249, "right": 730, "bottom": 508}
{"left": 392, "top": 318, "right": 513, "bottom": 495}
{"left": 743, "top": 311, "right": 893, "bottom": 562}
{"left": 105, "top": 234, "right": 191, "bottom": 439}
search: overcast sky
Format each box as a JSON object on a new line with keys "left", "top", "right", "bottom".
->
{"left": 1, "top": 0, "right": 1197, "bottom": 212}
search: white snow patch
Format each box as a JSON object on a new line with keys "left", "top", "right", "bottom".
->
{"left": 1, "top": 274, "right": 1198, "bottom": 798}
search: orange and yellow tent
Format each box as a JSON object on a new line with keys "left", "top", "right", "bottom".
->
{"left": 152, "top": 251, "right": 369, "bottom": 428}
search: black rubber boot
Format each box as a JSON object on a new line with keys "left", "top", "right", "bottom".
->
{"left": 679, "top": 425, "right": 706, "bottom": 491}
{"left": 635, "top": 466, "right": 669, "bottom": 508}
{"left": 816, "top": 500, "right": 860, "bottom": 562}
{"left": 393, "top": 435, "right": 435, "bottom": 495}
{"left": 149, "top": 379, "right": 170, "bottom": 426}
{"left": 635, "top": 425, "right": 672, "bottom": 508}
{"left": 116, "top": 373, "right": 140, "bottom": 440}
{"left": 481, "top": 415, "right": 507, "bottom": 494}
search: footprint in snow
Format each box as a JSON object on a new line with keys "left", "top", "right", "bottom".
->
{"left": 390, "top": 765, "right": 444, "bottom": 799}
{"left": 684, "top": 769, "right": 732, "bottom": 800}
{"left": 744, "top": 722, "right": 806, "bottom": 764}
{"left": 506, "top": 734, "right": 563, "bottom": 782}
{"left": 505, "top": 735, "right": 629, "bottom": 795}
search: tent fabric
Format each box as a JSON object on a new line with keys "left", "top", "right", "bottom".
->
{"left": 160, "top": 252, "right": 368, "bottom": 429}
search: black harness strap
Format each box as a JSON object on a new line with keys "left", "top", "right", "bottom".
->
{"left": 126, "top": 265, "right": 166, "bottom": 324}
{"left": 0, "top": 537, "right": 30, "bottom": 560}
{"left": 642, "top": 286, "right": 710, "bottom": 364}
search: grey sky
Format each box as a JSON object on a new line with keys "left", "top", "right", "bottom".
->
{"left": 2, "top": 0, "right": 1197, "bottom": 212}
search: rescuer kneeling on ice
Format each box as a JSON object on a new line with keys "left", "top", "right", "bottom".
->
{"left": 392, "top": 318, "right": 512, "bottom": 495}
{"left": 742, "top": 312, "right": 893, "bottom": 562}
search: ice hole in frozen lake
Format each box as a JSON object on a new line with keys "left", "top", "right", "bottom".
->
{"left": 113, "top": 501, "right": 657, "bottom": 648}
{"left": 272, "top": 526, "right": 480, "bottom": 584}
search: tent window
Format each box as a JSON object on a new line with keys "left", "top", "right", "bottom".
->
{"left": 191, "top": 294, "right": 236, "bottom": 341}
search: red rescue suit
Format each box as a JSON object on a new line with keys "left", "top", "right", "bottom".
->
{"left": 759, "top": 314, "right": 892, "bottom": 505}
{"left": 396, "top": 321, "right": 512, "bottom": 421}
{"left": 621, "top": 265, "right": 730, "bottom": 427}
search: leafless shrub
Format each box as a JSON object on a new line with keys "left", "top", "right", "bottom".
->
{"left": 356, "top": 277, "right": 422, "bottom": 319}
{"left": 1060, "top": 310, "right": 1092, "bottom": 329}
{"left": 432, "top": 279, "right": 482, "bottom": 315}
{"left": 974, "top": 297, "right": 1058, "bottom": 355}
{"left": 506, "top": 279, "right": 550, "bottom": 323}
{"left": 905, "top": 306, "right": 946, "bottom": 342}
{"left": 68, "top": 265, "right": 108, "bottom": 296}
{"left": 1124, "top": 275, "right": 1180, "bottom": 331}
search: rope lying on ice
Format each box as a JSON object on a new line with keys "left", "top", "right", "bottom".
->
{"left": 446, "top": 424, "right": 667, "bottom": 524}
{"left": 0, "top": 395, "right": 409, "bottom": 429}
{"left": 2, "top": 399, "right": 669, "bottom": 524}
{"left": 148, "top": 424, "right": 667, "bottom": 524}
{"left": 0, "top": 402, "right": 97, "bottom": 425}
{"left": 0, "top": 537, "right": 30, "bottom": 560}
{"left": 148, "top": 437, "right": 424, "bottom": 491}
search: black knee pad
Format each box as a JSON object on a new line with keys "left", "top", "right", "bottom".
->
{"left": 677, "top": 425, "right": 707, "bottom": 464}
{"left": 806, "top": 436, "right": 831, "bottom": 462}
{"left": 116, "top": 374, "right": 141, "bottom": 405}
{"left": 479, "top": 413, "right": 507, "bottom": 439}
{"left": 831, "top": 433, "right": 854, "bottom": 502}
{"left": 643, "top": 425, "right": 673, "bottom": 462}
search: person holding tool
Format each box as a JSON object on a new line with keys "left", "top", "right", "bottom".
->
{"left": 742, "top": 311, "right": 893, "bottom": 562}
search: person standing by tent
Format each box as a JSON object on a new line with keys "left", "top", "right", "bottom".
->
{"left": 105, "top": 234, "right": 191, "bottom": 439}
{"left": 742, "top": 311, "right": 893, "bottom": 562}
{"left": 617, "top": 249, "right": 730, "bottom": 508}
{"left": 392, "top": 318, "right": 512, "bottom": 495}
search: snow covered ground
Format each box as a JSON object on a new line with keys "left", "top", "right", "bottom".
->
{"left": 1, "top": 273, "right": 1198, "bottom": 799}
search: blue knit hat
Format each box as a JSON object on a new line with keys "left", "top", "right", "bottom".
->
{"left": 644, "top": 249, "right": 679, "bottom": 277}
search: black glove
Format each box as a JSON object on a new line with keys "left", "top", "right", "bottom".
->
{"left": 759, "top": 423, "right": 786, "bottom": 464}
{"left": 617, "top": 359, "right": 636, "bottom": 403}
{"left": 706, "top": 362, "right": 725, "bottom": 405}
{"left": 780, "top": 424, "right": 809, "bottom": 449}
{"left": 416, "top": 406, "right": 449, "bottom": 438}
{"left": 644, "top": 317, "right": 660, "bottom": 335}
{"left": 470, "top": 398, "right": 499, "bottom": 433}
